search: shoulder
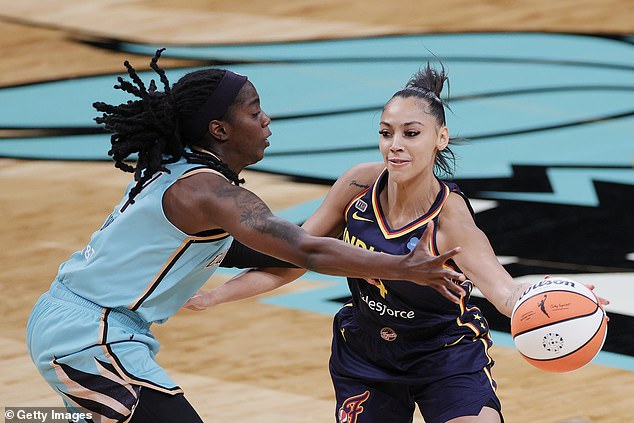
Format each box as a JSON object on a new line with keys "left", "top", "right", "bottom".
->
{"left": 309, "top": 162, "right": 383, "bottom": 224}
{"left": 328, "top": 162, "right": 383, "bottom": 202}
{"left": 165, "top": 169, "right": 243, "bottom": 220}
{"left": 336, "top": 162, "right": 384, "bottom": 190}
{"left": 436, "top": 190, "right": 490, "bottom": 254}
{"left": 443, "top": 191, "right": 473, "bottom": 216}
{"left": 168, "top": 168, "right": 234, "bottom": 202}
{"left": 438, "top": 191, "right": 478, "bottom": 232}
{"left": 164, "top": 169, "right": 264, "bottom": 234}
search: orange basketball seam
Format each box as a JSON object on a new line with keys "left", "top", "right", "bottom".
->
{"left": 511, "top": 305, "right": 600, "bottom": 337}
{"left": 517, "top": 314, "right": 607, "bottom": 362}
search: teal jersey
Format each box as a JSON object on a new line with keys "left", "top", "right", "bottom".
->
{"left": 56, "top": 158, "right": 232, "bottom": 323}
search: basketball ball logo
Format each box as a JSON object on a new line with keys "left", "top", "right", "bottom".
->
{"left": 511, "top": 277, "right": 608, "bottom": 372}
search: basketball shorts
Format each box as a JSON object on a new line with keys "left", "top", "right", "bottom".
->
{"left": 330, "top": 306, "right": 502, "bottom": 423}
{"left": 26, "top": 280, "right": 182, "bottom": 422}
{"left": 331, "top": 365, "right": 502, "bottom": 423}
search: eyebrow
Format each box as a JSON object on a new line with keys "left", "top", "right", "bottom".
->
{"left": 247, "top": 97, "right": 260, "bottom": 107}
{"left": 380, "top": 120, "right": 424, "bottom": 126}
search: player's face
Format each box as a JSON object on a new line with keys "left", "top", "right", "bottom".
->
{"left": 224, "top": 82, "right": 272, "bottom": 167}
{"left": 379, "top": 96, "right": 448, "bottom": 183}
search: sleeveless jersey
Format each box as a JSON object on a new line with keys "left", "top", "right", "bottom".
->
{"left": 56, "top": 157, "right": 233, "bottom": 323}
{"left": 342, "top": 168, "right": 489, "bottom": 349}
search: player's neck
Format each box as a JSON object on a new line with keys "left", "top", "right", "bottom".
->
{"left": 382, "top": 172, "right": 440, "bottom": 225}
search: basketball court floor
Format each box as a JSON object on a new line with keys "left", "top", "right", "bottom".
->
{"left": 1, "top": 1, "right": 632, "bottom": 422}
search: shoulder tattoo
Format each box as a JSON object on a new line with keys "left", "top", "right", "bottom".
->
{"left": 216, "top": 184, "right": 300, "bottom": 244}
{"left": 349, "top": 180, "right": 370, "bottom": 189}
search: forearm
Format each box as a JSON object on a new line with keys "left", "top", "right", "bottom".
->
{"left": 299, "top": 236, "right": 412, "bottom": 280}
{"left": 220, "top": 240, "right": 298, "bottom": 269}
{"left": 222, "top": 202, "right": 464, "bottom": 296}
{"left": 495, "top": 281, "right": 533, "bottom": 317}
{"left": 212, "top": 268, "right": 306, "bottom": 305}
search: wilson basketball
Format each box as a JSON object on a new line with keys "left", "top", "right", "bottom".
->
{"left": 511, "top": 277, "right": 607, "bottom": 372}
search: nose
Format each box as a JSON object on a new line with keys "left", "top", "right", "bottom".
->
{"left": 389, "top": 134, "right": 404, "bottom": 151}
{"left": 261, "top": 111, "right": 271, "bottom": 127}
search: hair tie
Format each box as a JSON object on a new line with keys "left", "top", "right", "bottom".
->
{"left": 407, "top": 86, "right": 442, "bottom": 103}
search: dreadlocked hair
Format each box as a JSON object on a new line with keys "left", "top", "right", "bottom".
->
{"left": 93, "top": 49, "right": 244, "bottom": 204}
{"left": 389, "top": 62, "right": 460, "bottom": 178}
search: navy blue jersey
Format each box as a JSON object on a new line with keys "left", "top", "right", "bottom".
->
{"left": 334, "top": 168, "right": 495, "bottom": 383}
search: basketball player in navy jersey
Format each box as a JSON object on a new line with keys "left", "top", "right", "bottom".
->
{"left": 185, "top": 63, "right": 607, "bottom": 422}
{"left": 26, "top": 51, "right": 467, "bottom": 423}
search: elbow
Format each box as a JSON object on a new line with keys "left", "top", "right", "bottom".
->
{"left": 285, "top": 235, "right": 331, "bottom": 271}
{"left": 292, "top": 236, "right": 321, "bottom": 269}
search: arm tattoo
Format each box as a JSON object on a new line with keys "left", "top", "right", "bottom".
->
{"left": 505, "top": 284, "right": 527, "bottom": 310}
{"left": 349, "top": 180, "right": 370, "bottom": 189}
{"left": 217, "top": 183, "right": 301, "bottom": 245}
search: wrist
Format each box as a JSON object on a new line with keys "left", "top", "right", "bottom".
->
{"left": 205, "top": 289, "right": 221, "bottom": 307}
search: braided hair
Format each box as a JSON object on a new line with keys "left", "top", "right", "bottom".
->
{"left": 388, "top": 63, "right": 457, "bottom": 178}
{"left": 93, "top": 49, "right": 243, "bottom": 204}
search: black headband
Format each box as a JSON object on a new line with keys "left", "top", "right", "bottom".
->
{"left": 181, "top": 70, "right": 248, "bottom": 142}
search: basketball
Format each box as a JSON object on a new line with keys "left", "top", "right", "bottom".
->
{"left": 511, "top": 277, "right": 608, "bottom": 372}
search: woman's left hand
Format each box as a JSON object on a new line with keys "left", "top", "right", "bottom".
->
{"left": 183, "top": 289, "right": 214, "bottom": 311}
{"left": 584, "top": 283, "right": 610, "bottom": 321}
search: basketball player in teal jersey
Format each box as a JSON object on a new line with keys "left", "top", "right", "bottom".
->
{"left": 25, "top": 51, "right": 467, "bottom": 423}
{"left": 186, "top": 64, "right": 608, "bottom": 422}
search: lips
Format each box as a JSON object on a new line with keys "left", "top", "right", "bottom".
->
{"left": 264, "top": 129, "right": 272, "bottom": 147}
{"left": 388, "top": 157, "right": 411, "bottom": 165}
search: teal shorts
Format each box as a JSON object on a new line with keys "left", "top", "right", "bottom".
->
{"left": 26, "top": 280, "right": 182, "bottom": 421}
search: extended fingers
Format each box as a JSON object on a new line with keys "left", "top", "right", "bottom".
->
{"left": 435, "top": 246, "right": 462, "bottom": 263}
{"left": 442, "top": 267, "right": 466, "bottom": 283}
{"left": 420, "top": 221, "right": 434, "bottom": 253}
{"left": 437, "top": 280, "right": 465, "bottom": 304}
{"left": 445, "top": 277, "right": 466, "bottom": 299}
{"left": 184, "top": 303, "right": 205, "bottom": 311}
{"left": 433, "top": 248, "right": 466, "bottom": 282}
{"left": 364, "top": 278, "right": 381, "bottom": 287}
{"left": 583, "top": 283, "right": 610, "bottom": 305}
{"left": 183, "top": 293, "right": 207, "bottom": 311}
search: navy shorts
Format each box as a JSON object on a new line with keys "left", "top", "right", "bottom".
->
{"left": 330, "top": 306, "right": 503, "bottom": 423}
{"left": 331, "top": 365, "right": 502, "bottom": 423}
